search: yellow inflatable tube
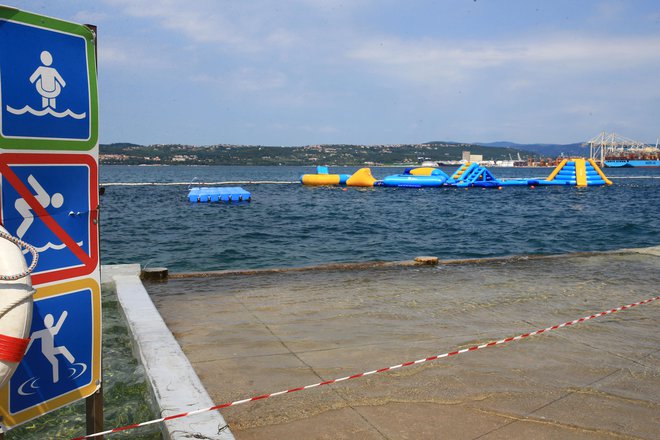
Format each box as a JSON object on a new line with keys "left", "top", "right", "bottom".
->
{"left": 588, "top": 159, "right": 613, "bottom": 185}
{"left": 301, "top": 167, "right": 376, "bottom": 186}
{"left": 346, "top": 168, "right": 377, "bottom": 187}
{"left": 301, "top": 174, "right": 342, "bottom": 185}
{"left": 408, "top": 167, "right": 437, "bottom": 176}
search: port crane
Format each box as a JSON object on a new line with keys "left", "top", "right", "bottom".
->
{"left": 585, "top": 131, "right": 656, "bottom": 165}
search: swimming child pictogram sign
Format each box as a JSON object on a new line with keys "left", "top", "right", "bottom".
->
{"left": 7, "top": 49, "right": 87, "bottom": 121}
{"left": 29, "top": 50, "right": 68, "bottom": 112}
{"left": 0, "top": 12, "right": 97, "bottom": 149}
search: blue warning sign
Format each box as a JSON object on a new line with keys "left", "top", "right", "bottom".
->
{"left": 0, "top": 153, "right": 99, "bottom": 285}
{"left": 0, "top": 278, "right": 101, "bottom": 426}
{"left": 1, "top": 164, "right": 90, "bottom": 270}
{"left": 0, "top": 18, "right": 91, "bottom": 141}
{"left": 9, "top": 289, "right": 93, "bottom": 413}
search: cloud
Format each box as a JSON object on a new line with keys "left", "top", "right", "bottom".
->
{"left": 522, "top": 35, "right": 660, "bottom": 67}
{"left": 73, "top": 10, "right": 109, "bottom": 23}
{"left": 99, "top": 39, "right": 173, "bottom": 71}
{"left": 103, "top": 0, "right": 253, "bottom": 48}
{"left": 266, "top": 122, "right": 339, "bottom": 134}
{"left": 191, "top": 68, "right": 288, "bottom": 92}
{"left": 351, "top": 34, "right": 660, "bottom": 68}
{"left": 347, "top": 33, "right": 660, "bottom": 88}
{"left": 102, "top": 0, "right": 309, "bottom": 53}
{"left": 591, "top": 1, "right": 627, "bottom": 23}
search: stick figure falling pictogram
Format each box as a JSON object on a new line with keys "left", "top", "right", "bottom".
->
{"left": 25, "top": 311, "right": 75, "bottom": 383}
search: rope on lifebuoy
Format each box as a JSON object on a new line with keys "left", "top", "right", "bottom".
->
{"left": 0, "top": 230, "right": 38, "bottom": 281}
{"left": 0, "top": 286, "right": 33, "bottom": 320}
{"left": 0, "top": 228, "right": 36, "bottom": 370}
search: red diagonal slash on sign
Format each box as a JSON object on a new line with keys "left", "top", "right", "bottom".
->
{"left": 0, "top": 153, "right": 98, "bottom": 285}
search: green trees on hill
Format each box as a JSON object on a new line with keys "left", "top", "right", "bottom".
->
{"left": 99, "top": 142, "right": 532, "bottom": 166}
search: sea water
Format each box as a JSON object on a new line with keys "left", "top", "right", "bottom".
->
{"left": 16, "top": 166, "right": 648, "bottom": 438}
{"left": 100, "top": 165, "right": 660, "bottom": 272}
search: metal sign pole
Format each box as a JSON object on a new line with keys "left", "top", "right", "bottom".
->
{"left": 83, "top": 23, "right": 103, "bottom": 440}
{"left": 86, "top": 385, "right": 103, "bottom": 438}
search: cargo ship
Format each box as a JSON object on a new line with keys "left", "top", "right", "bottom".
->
{"left": 603, "top": 148, "right": 660, "bottom": 167}
{"left": 588, "top": 132, "right": 660, "bottom": 168}
{"left": 604, "top": 159, "right": 660, "bottom": 168}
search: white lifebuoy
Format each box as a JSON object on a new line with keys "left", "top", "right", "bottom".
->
{"left": 0, "top": 225, "right": 35, "bottom": 390}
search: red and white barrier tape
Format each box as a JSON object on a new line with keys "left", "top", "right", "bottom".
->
{"left": 73, "top": 295, "right": 659, "bottom": 439}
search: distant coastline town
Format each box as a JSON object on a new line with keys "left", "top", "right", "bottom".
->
{"left": 100, "top": 141, "right": 588, "bottom": 167}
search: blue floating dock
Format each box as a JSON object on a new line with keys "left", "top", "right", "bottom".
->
{"left": 188, "top": 187, "right": 251, "bottom": 203}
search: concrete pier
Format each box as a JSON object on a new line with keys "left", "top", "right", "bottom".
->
{"left": 102, "top": 264, "right": 234, "bottom": 440}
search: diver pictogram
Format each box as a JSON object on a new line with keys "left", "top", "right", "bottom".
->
{"left": 15, "top": 174, "right": 65, "bottom": 240}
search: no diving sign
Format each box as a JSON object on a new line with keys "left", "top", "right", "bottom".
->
{"left": 0, "top": 153, "right": 99, "bottom": 285}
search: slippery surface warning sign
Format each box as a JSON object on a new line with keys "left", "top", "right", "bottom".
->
{"left": 0, "top": 278, "right": 101, "bottom": 428}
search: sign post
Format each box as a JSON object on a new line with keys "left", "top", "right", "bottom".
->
{"left": 83, "top": 22, "right": 103, "bottom": 439}
{"left": 0, "top": 6, "right": 101, "bottom": 435}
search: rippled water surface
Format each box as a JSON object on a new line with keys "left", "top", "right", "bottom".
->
{"left": 100, "top": 166, "right": 660, "bottom": 272}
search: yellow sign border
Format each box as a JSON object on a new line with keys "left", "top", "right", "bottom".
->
{"left": 0, "top": 277, "right": 101, "bottom": 429}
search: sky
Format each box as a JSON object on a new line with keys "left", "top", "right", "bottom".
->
{"left": 10, "top": 0, "right": 660, "bottom": 146}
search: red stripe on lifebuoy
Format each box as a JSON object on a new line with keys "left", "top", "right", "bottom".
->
{"left": 0, "top": 334, "right": 30, "bottom": 363}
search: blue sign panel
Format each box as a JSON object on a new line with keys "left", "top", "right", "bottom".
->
{"left": 9, "top": 288, "right": 93, "bottom": 413}
{"left": 0, "top": 160, "right": 95, "bottom": 280}
{"left": 0, "top": 19, "right": 90, "bottom": 140}
{"left": 0, "top": 153, "right": 99, "bottom": 285}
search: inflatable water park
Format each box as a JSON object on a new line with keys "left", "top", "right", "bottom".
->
{"left": 301, "top": 159, "right": 613, "bottom": 188}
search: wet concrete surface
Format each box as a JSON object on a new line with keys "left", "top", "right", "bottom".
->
{"left": 147, "top": 253, "right": 660, "bottom": 439}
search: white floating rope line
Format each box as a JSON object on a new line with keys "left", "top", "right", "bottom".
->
{"left": 102, "top": 181, "right": 298, "bottom": 186}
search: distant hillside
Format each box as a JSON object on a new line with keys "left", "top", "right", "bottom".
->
{"left": 99, "top": 142, "right": 538, "bottom": 166}
{"left": 422, "top": 141, "right": 537, "bottom": 159}
{"left": 475, "top": 141, "right": 587, "bottom": 157}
